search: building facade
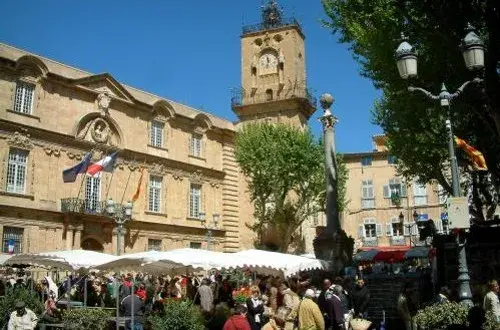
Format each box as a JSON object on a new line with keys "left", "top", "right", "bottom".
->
{"left": 0, "top": 2, "right": 315, "bottom": 255}
{"left": 341, "top": 135, "right": 446, "bottom": 250}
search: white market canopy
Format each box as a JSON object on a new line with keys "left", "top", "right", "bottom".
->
{"left": 233, "top": 249, "right": 326, "bottom": 277}
{"left": 3, "top": 250, "right": 118, "bottom": 270}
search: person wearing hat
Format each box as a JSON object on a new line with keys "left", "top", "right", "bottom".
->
{"left": 298, "top": 289, "right": 325, "bottom": 330}
{"left": 7, "top": 301, "right": 38, "bottom": 330}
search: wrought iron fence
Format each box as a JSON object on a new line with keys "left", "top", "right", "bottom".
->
{"left": 362, "top": 237, "right": 378, "bottom": 247}
{"left": 61, "top": 198, "right": 126, "bottom": 217}
{"left": 390, "top": 236, "right": 406, "bottom": 246}
{"left": 231, "top": 87, "right": 316, "bottom": 108}
{"left": 242, "top": 17, "right": 302, "bottom": 35}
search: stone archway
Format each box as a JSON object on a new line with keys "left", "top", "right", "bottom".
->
{"left": 81, "top": 238, "right": 104, "bottom": 252}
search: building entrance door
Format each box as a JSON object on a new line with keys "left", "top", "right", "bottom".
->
{"left": 81, "top": 238, "right": 104, "bottom": 252}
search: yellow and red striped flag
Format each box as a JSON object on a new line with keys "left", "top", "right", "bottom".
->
{"left": 454, "top": 136, "right": 488, "bottom": 171}
{"left": 131, "top": 167, "right": 145, "bottom": 203}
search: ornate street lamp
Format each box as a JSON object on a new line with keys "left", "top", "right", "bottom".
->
{"left": 461, "top": 24, "right": 485, "bottom": 71}
{"left": 200, "top": 212, "right": 219, "bottom": 251}
{"left": 394, "top": 25, "right": 485, "bottom": 307}
{"left": 106, "top": 198, "right": 133, "bottom": 256}
{"left": 395, "top": 33, "right": 418, "bottom": 79}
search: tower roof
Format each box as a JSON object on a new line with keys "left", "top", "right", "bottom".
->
{"left": 242, "top": 0, "right": 302, "bottom": 36}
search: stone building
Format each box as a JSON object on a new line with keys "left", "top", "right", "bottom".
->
{"left": 0, "top": 1, "right": 315, "bottom": 255}
{"left": 341, "top": 135, "right": 447, "bottom": 251}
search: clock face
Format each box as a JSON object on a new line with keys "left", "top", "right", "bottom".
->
{"left": 259, "top": 53, "right": 278, "bottom": 74}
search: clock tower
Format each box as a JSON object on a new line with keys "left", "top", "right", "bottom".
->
{"left": 231, "top": 0, "right": 316, "bottom": 128}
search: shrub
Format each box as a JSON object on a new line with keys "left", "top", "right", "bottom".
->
{"left": 0, "top": 287, "right": 43, "bottom": 328}
{"left": 484, "top": 311, "right": 500, "bottom": 330}
{"left": 62, "top": 308, "right": 112, "bottom": 330}
{"left": 148, "top": 299, "right": 204, "bottom": 330}
{"left": 414, "top": 302, "right": 469, "bottom": 330}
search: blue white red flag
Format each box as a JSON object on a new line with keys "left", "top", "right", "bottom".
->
{"left": 87, "top": 151, "right": 119, "bottom": 176}
{"left": 62, "top": 152, "right": 92, "bottom": 183}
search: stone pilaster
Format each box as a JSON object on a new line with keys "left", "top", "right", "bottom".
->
{"left": 221, "top": 140, "right": 240, "bottom": 252}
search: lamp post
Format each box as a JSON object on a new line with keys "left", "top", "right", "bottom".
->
{"left": 395, "top": 25, "right": 484, "bottom": 307}
{"left": 106, "top": 198, "right": 133, "bottom": 256}
{"left": 201, "top": 212, "right": 219, "bottom": 251}
{"left": 399, "top": 210, "right": 420, "bottom": 247}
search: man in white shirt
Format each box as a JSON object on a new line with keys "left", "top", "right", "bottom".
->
{"left": 484, "top": 280, "right": 500, "bottom": 321}
{"left": 7, "top": 301, "right": 38, "bottom": 330}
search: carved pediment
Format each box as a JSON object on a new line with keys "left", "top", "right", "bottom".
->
{"left": 75, "top": 113, "right": 122, "bottom": 147}
{"left": 73, "top": 74, "right": 134, "bottom": 103}
{"left": 8, "top": 131, "right": 34, "bottom": 150}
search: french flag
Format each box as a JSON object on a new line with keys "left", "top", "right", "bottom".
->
{"left": 87, "top": 151, "right": 119, "bottom": 176}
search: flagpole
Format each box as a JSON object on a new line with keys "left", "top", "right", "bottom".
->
{"left": 104, "top": 170, "right": 115, "bottom": 202}
{"left": 120, "top": 168, "right": 133, "bottom": 205}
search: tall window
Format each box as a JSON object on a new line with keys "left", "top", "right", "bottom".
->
{"left": 386, "top": 218, "right": 404, "bottom": 237}
{"left": 150, "top": 121, "right": 164, "bottom": 148}
{"left": 148, "top": 239, "right": 162, "bottom": 251}
{"left": 361, "top": 156, "right": 372, "bottom": 166}
{"left": 189, "top": 184, "right": 202, "bottom": 218}
{"left": 6, "top": 149, "right": 28, "bottom": 194}
{"left": 383, "top": 178, "right": 407, "bottom": 204}
{"left": 359, "top": 218, "right": 381, "bottom": 239}
{"left": 85, "top": 176, "right": 101, "bottom": 212}
{"left": 148, "top": 176, "right": 162, "bottom": 212}
{"left": 190, "top": 134, "right": 202, "bottom": 157}
{"left": 13, "top": 81, "right": 35, "bottom": 114}
{"left": 2, "top": 227, "right": 23, "bottom": 254}
{"left": 413, "top": 179, "right": 428, "bottom": 206}
{"left": 190, "top": 242, "right": 202, "bottom": 249}
{"left": 387, "top": 155, "right": 397, "bottom": 165}
{"left": 361, "top": 180, "right": 375, "bottom": 209}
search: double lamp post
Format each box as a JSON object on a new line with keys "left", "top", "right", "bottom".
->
{"left": 105, "top": 198, "right": 133, "bottom": 256}
{"left": 395, "top": 25, "right": 485, "bottom": 307}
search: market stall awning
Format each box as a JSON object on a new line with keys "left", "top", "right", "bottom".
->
{"left": 94, "top": 251, "right": 194, "bottom": 274}
{"left": 404, "top": 246, "right": 432, "bottom": 259}
{"left": 3, "top": 250, "right": 117, "bottom": 270}
{"left": 233, "top": 249, "right": 326, "bottom": 277}
{"left": 373, "top": 250, "right": 406, "bottom": 264}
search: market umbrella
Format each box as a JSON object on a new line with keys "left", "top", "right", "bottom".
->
{"left": 404, "top": 246, "right": 430, "bottom": 259}
{"left": 353, "top": 249, "right": 380, "bottom": 262}
{"left": 373, "top": 250, "right": 406, "bottom": 264}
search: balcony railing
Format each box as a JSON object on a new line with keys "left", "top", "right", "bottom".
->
{"left": 61, "top": 198, "right": 126, "bottom": 217}
{"left": 242, "top": 17, "right": 302, "bottom": 35}
{"left": 391, "top": 236, "right": 406, "bottom": 246}
{"left": 231, "top": 87, "right": 316, "bottom": 108}
{"left": 362, "top": 237, "right": 378, "bottom": 247}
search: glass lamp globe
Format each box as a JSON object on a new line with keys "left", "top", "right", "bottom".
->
{"left": 395, "top": 38, "right": 418, "bottom": 79}
{"left": 462, "top": 27, "right": 484, "bottom": 71}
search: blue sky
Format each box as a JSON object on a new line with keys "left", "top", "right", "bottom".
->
{"left": 0, "top": 0, "right": 382, "bottom": 153}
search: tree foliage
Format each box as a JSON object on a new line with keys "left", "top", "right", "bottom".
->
{"left": 322, "top": 0, "right": 500, "bottom": 221}
{"left": 235, "top": 122, "right": 347, "bottom": 252}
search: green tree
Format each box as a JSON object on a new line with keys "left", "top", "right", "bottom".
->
{"left": 235, "top": 122, "right": 347, "bottom": 252}
{"left": 322, "top": 0, "right": 500, "bottom": 220}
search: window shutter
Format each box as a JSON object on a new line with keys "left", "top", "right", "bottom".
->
{"left": 358, "top": 225, "right": 365, "bottom": 238}
{"left": 376, "top": 223, "right": 382, "bottom": 237}
{"left": 400, "top": 183, "right": 407, "bottom": 197}
{"left": 403, "top": 222, "right": 410, "bottom": 236}
{"left": 383, "top": 185, "right": 390, "bottom": 198}
{"left": 386, "top": 223, "right": 392, "bottom": 237}
{"left": 189, "top": 136, "right": 193, "bottom": 155}
{"left": 411, "top": 224, "right": 419, "bottom": 236}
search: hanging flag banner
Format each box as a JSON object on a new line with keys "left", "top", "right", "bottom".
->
{"left": 131, "top": 167, "right": 145, "bottom": 203}
{"left": 62, "top": 152, "right": 92, "bottom": 183}
{"left": 87, "top": 151, "right": 119, "bottom": 176}
{"left": 454, "top": 136, "right": 488, "bottom": 171}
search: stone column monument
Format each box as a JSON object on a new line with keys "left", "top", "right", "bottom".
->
{"left": 313, "top": 94, "right": 354, "bottom": 275}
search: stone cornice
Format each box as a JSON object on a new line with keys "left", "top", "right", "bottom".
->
{"left": 0, "top": 120, "right": 225, "bottom": 182}
{"left": 0, "top": 204, "right": 226, "bottom": 237}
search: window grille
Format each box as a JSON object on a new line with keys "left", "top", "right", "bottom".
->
{"left": 2, "top": 227, "right": 23, "bottom": 254}
{"left": 13, "top": 81, "right": 35, "bottom": 114}
{"left": 85, "top": 176, "right": 101, "bottom": 212}
{"left": 148, "top": 239, "right": 162, "bottom": 251}
{"left": 6, "top": 149, "right": 28, "bottom": 194}
{"left": 189, "top": 184, "right": 201, "bottom": 218}
{"left": 148, "top": 176, "right": 162, "bottom": 212}
{"left": 150, "top": 121, "right": 164, "bottom": 147}
{"left": 190, "top": 134, "right": 202, "bottom": 157}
